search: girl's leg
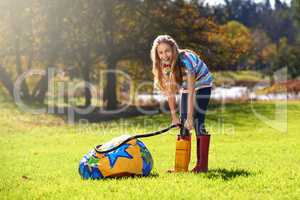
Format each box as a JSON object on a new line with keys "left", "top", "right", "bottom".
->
{"left": 179, "top": 92, "right": 190, "bottom": 135}
{"left": 179, "top": 90, "right": 191, "bottom": 150}
{"left": 192, "top": 87, "right": 211, "bottom": 173}
{"left": 179, "top": 91, "right": 188, "bottom": 119}
{"left": 193, "top": 87, "right": 211, "bottom": 135}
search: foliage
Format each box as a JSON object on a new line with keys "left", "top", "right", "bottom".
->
{"left": 0, "top": 0, "right": 299, "bottom": 108}
{"left": 209, "top": 21, "right": 253, "bottom": 71}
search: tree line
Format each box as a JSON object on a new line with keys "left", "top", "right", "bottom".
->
{"left": 0, "top": 0, "right": 299, "bottom": 109}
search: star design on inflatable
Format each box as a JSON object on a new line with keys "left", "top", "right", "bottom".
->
{"left": 106, "top": 143, "right": 133, "bottom": 168}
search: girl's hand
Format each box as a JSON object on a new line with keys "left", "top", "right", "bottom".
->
{"left": 184, "top": 118, "right": 194, "bottom": 130}
{"left": 171, "top": 116, "right": 181, "bottom": 128}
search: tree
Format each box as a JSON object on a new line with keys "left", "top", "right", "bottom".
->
{"left": 209, "top": 21, "right": 253, "bottom": 70}
{"left": 32, "top": 1, "right": 68, "bottom": 103}
{"left": 0, "top": 0, "right": 32, "bottom": 100}
{"left": 210, "top": 0, "right": 297, "bottom": 44}
{"left": 248, "top": 29, "right": 272, "bottom": 70}
{"left": 259, "top": 37, "right": 300, "bottom": 80}
{"left": 291, "top": 0, "right": 300, "bottom": 41}
{"left": 62, "top": 0, "right": 105, "bottom": 107}
{"left": 0, "top": 0, "right": 69, "bottom": 104}
{"left": 276, "top": 38, "right": 300, "bottom": 79}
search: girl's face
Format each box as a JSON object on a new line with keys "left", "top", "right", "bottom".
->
{"left": 157, "top": 42, "right": 173, "bottom": 65}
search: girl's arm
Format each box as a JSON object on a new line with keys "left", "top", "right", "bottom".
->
{"left": 167, "top": 95, "right": 180, "bottom": 125}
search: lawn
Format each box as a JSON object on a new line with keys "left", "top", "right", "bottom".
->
{"left": 0, "top": 93, "right": 299, "bottom": 199}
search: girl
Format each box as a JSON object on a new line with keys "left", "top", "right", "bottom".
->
{"left": 150, "top": 35, "right": 212, "bottom": 173}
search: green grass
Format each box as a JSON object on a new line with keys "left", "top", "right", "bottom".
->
{"left": 0, "top": 92, "right": 300, "bottom": 199}
{"left": 212, "top": 70, "right": 266, "bottom": 86}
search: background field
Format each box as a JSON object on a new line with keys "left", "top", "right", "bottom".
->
{"left": 1, "top": 92, "right": 300, "bottom": 200}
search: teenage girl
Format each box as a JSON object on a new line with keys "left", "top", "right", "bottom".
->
{"left": 150, "top": 35, "right": 212, "bottom": 173}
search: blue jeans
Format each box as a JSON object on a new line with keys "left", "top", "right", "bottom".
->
{"left": 179, "top": 87, "right": 211, "bottom": 135}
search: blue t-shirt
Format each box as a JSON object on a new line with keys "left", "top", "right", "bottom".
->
{"left": 177, "top": 51, "right": 213, "bottom": 90}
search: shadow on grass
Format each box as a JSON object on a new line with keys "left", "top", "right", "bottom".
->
{"left": 204, "top": 168, "right": 252, "bottom": 181}
{"left": 84, "top": 169, "right": 254, "bottom": 181}
{"left": 45, "top": 102, "right": 259, "bottom": 124}
{"left": 101, "top": 172, "right": 160, "bottom": 181}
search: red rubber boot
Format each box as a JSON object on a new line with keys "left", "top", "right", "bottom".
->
{"left": 192, "top": 134, "right": 210, "bottom": 173}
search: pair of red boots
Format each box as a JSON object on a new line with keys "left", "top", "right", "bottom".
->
{"left": 168, "top": 128, "right": 210, "bottom": 173}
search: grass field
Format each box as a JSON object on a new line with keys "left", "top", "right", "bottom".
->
{"left": 0, "top": 93, "right": 300, "bottom": 199}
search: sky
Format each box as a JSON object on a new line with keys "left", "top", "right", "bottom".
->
{"left": 204, "top": 0, "right": 291, "bottom": 7}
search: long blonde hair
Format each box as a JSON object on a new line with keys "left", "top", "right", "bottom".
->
{"left": 150, "top": 35, "right": 182, "bottom": 95}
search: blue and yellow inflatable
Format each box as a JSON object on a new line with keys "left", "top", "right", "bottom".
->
{"left": 79, "top": 135, "right": 153, "bottom": 179}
